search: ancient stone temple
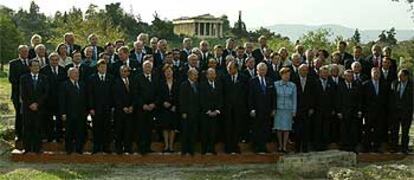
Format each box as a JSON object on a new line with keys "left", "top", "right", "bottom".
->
{"left": 173, "top": 14, "right": 223, "bottom": 38}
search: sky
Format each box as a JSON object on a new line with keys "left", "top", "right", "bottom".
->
{"left": 1, "top": 0, "right": 413, "bottom": 30}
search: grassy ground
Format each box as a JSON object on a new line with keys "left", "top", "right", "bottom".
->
{"left": 0, "top": 66, "right": 12, "bottom": 116}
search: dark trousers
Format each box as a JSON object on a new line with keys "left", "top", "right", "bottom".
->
{"left": 92, "top": 111, "right": 112, "bottom": 153}
{"left": 294, "top": 112, "right": 311, "bottom": 152}
{"left": 138, "top": 111, "right": 153, "bottom": 154}
{"left": 43, "top": 110, "right": 59, "bottom": 141}
{"left": 391, "top": 115, "right": 412, "bottom": 151}
{"left": 22, "top": 110, "right": 41, "bottom": 153}
{"left": 313, "top": 110, "right": 331, "bottom": 150}
{"left": 224, "top": 107, "right": 241, "bottom": 153}
{"left": 330, "top": 115, "right": 340, "bottom": 143}
{"left": 181, "top": 115, "right": 198, "bottom": 155}
{"left": 340, "top": 113, "right": 360, "bottom": 151}
{"left": 65, "top": 116, "right": 86, "bottom": 154}
{"left": 115, "top": 111, "right": 135, "bottom": 153}
{"left": 363, "top": 113, "right": 385, "bottom": 150}
{"left": 201, "top": 115, "right": 217, "bottom": 154}
{"left": 252, "top": 110, "right": 270, "bottom": 153}
{"left": 12, "top": 99, "right": 22, "bottom": 140}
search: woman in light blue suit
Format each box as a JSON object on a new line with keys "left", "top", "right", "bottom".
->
{"left": 274, "top": 67, "right": 297, "bottom": 153}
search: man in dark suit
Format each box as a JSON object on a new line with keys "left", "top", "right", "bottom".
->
{"left": 40, "top": 53, "right": 67, "bottom": 142}
{"left": 64, "top": 32, "right": 81, "bottom": 57}
{"left": 313, "top": 65, "right": 336, "bottom": 150}
{"left": 113, "top": 65, "right": 136, "bottom": 154}
{"left": 178, "top": 54, "right": 200, "bottom": 83}
{"left": 389, "top": 69, "right": 413, "bottom": 154}
{"left": 337, "top": 41, "right": 353, "bottom": 65}
{"left": 31, "top": 44, "right": 49, "bottom": 68}
{"left": 364, "top": 44, "right": 382, "bottom": 73}
{"left": 111, "top": 46, "right": 140, "bottom": 78}
{"left": 20, "top": 60, "right": 49, "bottom": 153}
{"left": 199, "top": 68, "right": 223, "bottom": 155}
{"left": 222, "top": 61, "right": 249, "bottom": 154}
{"left": 130, "top": 40, "right": 146, "bottom": 66}
{"left": 252, "top": 35, "right": 267, "bottom": 64}
{"left": 289, "top": 53, "right": 302, "bottom": 83}
{"left": 382, "top": 46, "right": 398, "bottom": 73}
{"left": 199, "top": 40, "right": 213, "bottom": 71}
{"left": 336, "top": 70, "right": 363, "bottom": 152}
{"left": 222, "top": 38, "right": 236, "bottom": 60}
{"left": 8, "top": 45, "right": 30, "bottom": 141}
{"left": 87, "top": 59, "right": 114, "bottom": 154}
{"left": 179, "top": 38, "right": 192, "bottom": 62}
{"left": 361, "top": 68, "right": 388, "bottom": 152}
{"left": 82, "top": 34, "right": 104, "bottom": 61}
{"left": 65, "top": 50, "right": 87, "bottom": 81}
{"left": 235, "top": 46, "right": 246, "bottom": 71}
{"left": 104, "top": 42, "right": 119, "bottom": 64}
{"left": 179, "top": 68, "right": 200, "bottom": 156}
{"left": 136, "top": 60, "right": 159, "bottom": 154}
{"left": 248, "top": 62, "right": 275, "bottom": 154}
{"left": 293, "top": 64, "right": 316, "bottom": 152}
{"left": 136, "top": 33, "right": 153, "bottom": 54}
{"left": 351, "top": 61, "right": 368, "bottom": 84}
{"left": 153, "top": 39, "right": 167, "bottom": 69}
{"left": 242, "top": 56, "right": 256, "bottom": 80}
{"left": 344, "top": 46, "right": 368, "bottom": 73}
{"left": 60, "top": 67, "right": 88, "bottom": 154}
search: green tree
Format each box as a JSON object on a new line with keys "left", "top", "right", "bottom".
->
{"left": 351, "top": 28, "right": 361, "bottom": 44}
{"left": 48, "top": 5, "right": 126, "bottom": 48}
{"left": 299, "top": 28, "right": 334, "bottom": 51}
{"left": 12, "top": 1, "right": 52, "bottom": 46}
{"left": 0, "top": 7, "right": 24, "bottom": 71}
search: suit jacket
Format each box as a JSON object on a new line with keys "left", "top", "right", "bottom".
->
{"left": 158, "top": 79, "right": 179, "bottom": 111}
{"left": 19, "top": 73, "right": 49, "bottom": 113}
{"left": 59, "top": 80, "right": 87, "bottom": 118}
{"left": 113, "top": 77, "right": 137, "bottom": 112}
{"left": 8, "top": 58, "right": 30, "bottom": 101}
{"left": 314, "top": 78, "right": 336, "bottom": 112}
{"left": 252, "top": 48, "right": 264, "bottom": 64}
{"left": 65, "top": 63, "right": 90, "bottom": 83}
{"left": 81, "top": 45, "right": 104, "bottom": 59}
{"left": 31, "top": 57, "right": 49, "bottom": 68}
{"left": 242, "top": 68, "right": 256, "bottom": 80}
{"left": 111, "top": 60, "right": 140, "bottom": 78}
{"left": 248, "top": 76, "right": 275, "bottom": 114}
{"left": 40, "top": 65, "right": 67, "bottom": 111}
{"left": 154, "top": 51, "right": 165, "bottom": 69}
{"left": 336, "top": 81, "right": 362, "bottom": 116}
{"left": 340, "top": 52, "right": 353, "bottom": 65}
{"left": 223, "top": 73, "right": 248, "bottom": 110}
{"left": 222, "top": 49, "right": 236, "bottom": 60}
{"left": 143, "top": 46, "right": 153, "bottom": 55}
{"left": 389, "top": 80, "right": 414, "bottom": 118}
{"left": 362, "top": 80, "right": 387, "bottom": 118}
{"left": 66, "top": 44, "right": 82, "bottom": 56}
{"left": 180, "top": 49, "right": 191, "bottom": 62}
{"left": 179, "top": 80, "right": 200, "bottom": 117}
{"left": 199, "top": 51, "right": 214, "bottom": 70}
{"left": 135, "top": 73, "right": 160, "bottom": 109}
{"left": 129, "top": 51, "right": 145, "bottom": 65}
{"left": 87, "top": 73, "right": 114, "bottom": 112}
{"left": 199, "top": 80, "right": 224, "bottom": 114}
{"left": 294, "top": 76, "right": 316, "bottom": 114}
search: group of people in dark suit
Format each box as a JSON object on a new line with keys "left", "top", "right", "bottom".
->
{"left": 9, "top": 33, "right": 413, "bottom": 156}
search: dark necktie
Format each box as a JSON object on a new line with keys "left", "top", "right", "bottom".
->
{"left": 260, "top": 77, "right": 266, "bottom": 93}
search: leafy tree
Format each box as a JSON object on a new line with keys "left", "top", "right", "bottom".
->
{"left": 351, "top": 28, "right": 361, "bottom": 44}
{"left": 299, "top": 28, "right": 334, "bottom": 51}
{"left": 12, "top": 1, "right": 52, "bottom": 46}
{"left": 0, "top": 7, "right": 24, "bottom": 71}
{"left": 48, "top": 5, "right": 126, "bottom": 48}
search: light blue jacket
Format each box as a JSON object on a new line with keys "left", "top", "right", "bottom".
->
{"left": 274, "top": 80, "right": 297, "bottom": 113}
